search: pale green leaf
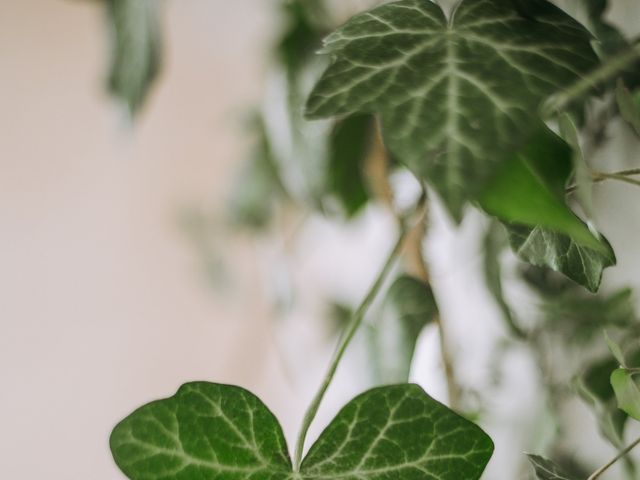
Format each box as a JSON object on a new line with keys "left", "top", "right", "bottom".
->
{"left": 612, "top": 369, "right": 640, "bottom": 421}
{"left": 605, "top": 331, "right": 627, "bottom": 367}
{"left": 367, "top": 275, "right": 437, "bottom": 383}
{"left": 305, "top": 0, "right": 598, "bottom": 219}
{"left": 107, "top": 0, "right": 162, "bottom": 116}
{"left": 111, "top": 383, "right": 494, "bottom": 480}
{"left": 559, "top": 113, "right": 594, "bottom": 219}
{"left": 507, "top": 224, "right": 615, "bottom": 293}
{"left": 527, "top": 454, "right": 578, "bottom": 480}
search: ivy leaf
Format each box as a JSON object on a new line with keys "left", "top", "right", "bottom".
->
{"left": 527, "top": 454, "right": 578, "bottom": 480}
{"left": 559, "top": 113, "right": 594, "bottom": 219}
{"left": 605, "top": 331, "right": 627, "bottom": 367}
{"left": 611, "top": 369, "right": 640, "bottom": 421}
{"left": 305, "top": 0, "right": 598, "bottom": 220}
{"left": 507, "top": 224, "right": 615, "bottom": 293}
{"left": 327, "top": 115, "right": 374, "bottom": 217}
{"left": 107, "top": 0, "right": 162, "bottom": 116}
{"left": 111, "top": 382, "right": 494, "bottom": 480}
{"left": 367, "top": 275, "right": 437, "bottom": 383}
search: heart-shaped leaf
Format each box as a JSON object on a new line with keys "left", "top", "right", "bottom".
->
{"left": 305, "top": 0, "right": 598, "bottom": 219}
{"left": 611, "top": 369, "right": 640, "bottom": 422}
{"left": 111, "top": 383, "right": 494, "bottom": 480}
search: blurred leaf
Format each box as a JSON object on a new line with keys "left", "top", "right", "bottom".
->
{"left": 327, "top": 115, "right": 373, "bottom": 217}
{"left": 107, "top": 0, "right": 162, "bottom": 116}
{"left": 527, "top": 454, "right": 578, "bottom": 480}
{"left": 605, "top": 331, "right": 627, "bottom": 367}
{"left": 305, "top": 0, "right": 598, "bottom": 220}
{"left": 277, "top": 0, "right": 327, "bottom": 78}
{"left": 482, "top": 221, "right": 525, "bottom": 339}
{"left": 577, "top": 356, "right": 628, "bottom": 446}
{"left": 367, "top": 275, "right": 437, "bottom": 384}
{"left": 616, "top": 79, "right": 640, "bottom": 136}
{"left": 612, "top": 368, "right": 640, "bottom": 421}
{"left": 228, "top": 115, "right": 288, "bottom": 230}
{"left": 479, "top": 127, "right": 605, "bottom": 253}
{"left": 559, "top": 113, "right": 594, "bottom": 219}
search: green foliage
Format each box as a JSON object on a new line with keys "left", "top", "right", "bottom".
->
{"left": 367, "top": 275, "right": 437, "bottom": 383}
{"left": 617, "top": 80, "right": 640, "bottom": 136}
{"left": 111, "top": 382, "right": 494, "bottom": 480}
{"left": 527, "top": 454, "right": 576, "bottom": 480}
{"left": 611, "top": 369, "right": 640, "bottom": 422}
{"left": 106, "top": 0, "right": 162, "bottom": 116}
{"left": 305, "top": 0, "right": 598, "bottom": 220}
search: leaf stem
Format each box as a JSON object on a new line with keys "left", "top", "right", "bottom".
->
{"left": 292, "top": 200, "right": 422, "bottom": 471}
{"left": 587, "top": 435, "right": 640, "bottom": 480}
{"left": 566, "top": 169, "right": 640, "bottom": 193}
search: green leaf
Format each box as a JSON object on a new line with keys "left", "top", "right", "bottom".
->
{"left": 527, "top": 454, "right": 578, "bottom": 480}
{"left": 367, "top": 275, "right": 437, "bottom": 383}
{"left": 107, "top": 0, "right": 162, "bottom": 116}
{"left": 616, "top": 79, "right": 640, "bottom": 136}
{"left": 478, "top": 127, "right": 603, "bottom": 252}
{"left": 577, "top": 356, "right": 628, "bottom": 447}
{"left": 559, "top": 113, "right": 594, "bottom": 219}
{"left": 612, "top": 369, "right": 640, "bottom": 421}
{"left": 111, "top": 383, "right": 494, "bottom": 480}
{"left": 605, "top": 331, "right": 627, "bottom": 367}
{"left": 507, "top": 224, "right": 615, "bottom": 292}
{"left": 327, "top": 115, "right": 374, "bottom": 217}
{"left": 305, "top": 0, "right": 598, "bottom": 219}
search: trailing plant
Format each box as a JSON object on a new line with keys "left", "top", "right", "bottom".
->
{"left": 95, "top": 0, "right": 640, "bottom": 478}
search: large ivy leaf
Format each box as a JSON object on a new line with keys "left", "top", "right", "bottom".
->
{"left": 111, "top": 383, "right": 494, "bottom": 480}
{"left": 527, "top": 455, "right": 577, "bottom": 480}
{"left": 367, "top": 275, "right": 437, "bottom": 383}
{"left": 107, "top": 0, "right": 162, "bottom": 116}
{"left": 305, "top": 0, "right": 598, "bottom": 219}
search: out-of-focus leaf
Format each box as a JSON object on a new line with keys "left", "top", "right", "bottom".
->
{"left": 482, "top": 221, "right": 525, "bottom": 339}
{"left": 327, "top": 115, "right": 373, "bottom": 217}
{"left": 577, "top": 356, "right": 628, "bottom": 446}
{"left": 277, "top": 0, "right": 327, "bottom": 78}
{"left": 617, "top": 79, "right": 640, "bottom": 136}
{"left": 559, "top": 113, "right": 594, "bottom": 219}
{"left": 527, "top": 454, "right": 578, "bottom": 480}
{"left": 479, "top": 127, "right": 604, "bottom": 253}
{"left": 367, "top": 275, "right": 437, "bottom": 384}
{"left": 605, "top": 331, "right": 627, "bottom": 367}
{"left": 228, "top": 115, "right": 288, "bottom": 230}
{"left": 612, "top": 368, "right": 640, "bottom": 421}
{"left": 107, "top": 0, "right": 162, "bottom": 116}
{"left": 306, "top": 0, "right": 598, "bottom": 220}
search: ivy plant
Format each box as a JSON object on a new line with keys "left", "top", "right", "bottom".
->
{"left": 93, "top": 0, "right": 640, "bottom": 478}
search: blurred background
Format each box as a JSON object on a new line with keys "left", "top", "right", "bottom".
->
{"left": 1, "top": 1, "right": 640, "bottom": 479}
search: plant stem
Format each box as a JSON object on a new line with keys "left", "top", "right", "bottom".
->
{"left": 292, "top": 209, "right": 417, "bottom": 471}
{"left": 566, "top": 169, "right": 640, "bottom": 193}
{"left": 587, "top": 435, "right": 640, "bottom": 480}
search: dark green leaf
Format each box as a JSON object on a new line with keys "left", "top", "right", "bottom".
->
{"left": 367, "top": 275, "right": 437, "bottom": 383}
{"left": 107, "top": 0, "right": 162, "bottom": 116}
{"left": 527, "top": 454, "right": 578, "bottom": 480}
{"left": 305, "top": 0, "right": 598, "bottom": 219}
{"left": 327, "top": 115, "right": 374, "bottom": 217}
{"left": 111, "top": 383, "right": 494, "bottom": 480}
{"left": 612, "top": 369, "right": 640, "bottom": 421}
{"left": 508, "top": 224, "right": 615, "bottom": 292}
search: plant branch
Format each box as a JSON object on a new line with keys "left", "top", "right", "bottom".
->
{"left": 566, "top": 169, "right": 640, "bottom": 193}
{"left": 587, "top": 435, "right": 640, "bottom": 480}
{"left": 292, "top": 198, "right": 423, "bottom": 471}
